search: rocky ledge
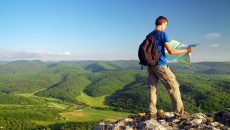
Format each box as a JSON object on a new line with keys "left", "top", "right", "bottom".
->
{"left": 94, "top": 110, "right": 229, "bottom": 130}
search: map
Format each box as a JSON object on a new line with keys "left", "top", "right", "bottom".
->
{"left": 165, "top": 40, "right": 199, "bottom": 64}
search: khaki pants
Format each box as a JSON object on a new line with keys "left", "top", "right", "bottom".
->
{"left": 147, "top": 65, "right": 184, "bottom": 115}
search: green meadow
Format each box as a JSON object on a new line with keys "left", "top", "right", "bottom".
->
{"left": 0, "top": 60, "right": 229, "bottom": 129}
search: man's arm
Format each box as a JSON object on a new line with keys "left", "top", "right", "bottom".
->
{"left": 164, "top": 42, "right": 193, "bottom": 55}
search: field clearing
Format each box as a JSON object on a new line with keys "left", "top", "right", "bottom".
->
{"left": 59, "top": 107, "right": 130, "bottom": 122}
{"left": 0, "top": 91, "right": 130, "bottom": 127}
{"left": 14, "top": 92, "right": 69, "bottom": 109}
{"left": 76, "top": 92, "right": 110, "bottom": 108}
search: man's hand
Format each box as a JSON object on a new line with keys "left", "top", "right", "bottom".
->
{"left": 165, "top": 42, "right": 194, "bottom": 54}
{"left": 186, "top": 48, "right": 193, "bottom": 53}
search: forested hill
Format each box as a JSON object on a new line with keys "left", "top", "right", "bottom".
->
{"left": 0, "top": 60, "right": 229, "bottom": 113}
{"left": 169, "top": 61, "right": 230, "bottom": 74}
{"left": 1, "top": 60, "right": 229, "bottom": 73}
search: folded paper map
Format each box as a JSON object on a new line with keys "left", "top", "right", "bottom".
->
{"left": 165, "top": 40, "right": 199, "bottom": 64}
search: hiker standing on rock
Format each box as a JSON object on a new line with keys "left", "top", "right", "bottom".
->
{"left": 146, "top": 16, "right": 193, "bottom": 119}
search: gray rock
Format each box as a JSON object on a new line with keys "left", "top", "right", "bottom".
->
{"left": 191, "top": 118, "right": 203, "bottom": 125}
{"left": 94, "top": 122, "right": 114, "bottom": 130}
{"left": 94, "top": 111, "right": 229, "bottom": 130}
{"left": 141, "top": 119, "right": 166, "bottom": 130}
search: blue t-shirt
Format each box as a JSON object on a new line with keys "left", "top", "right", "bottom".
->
{"left": 148, "top": 30, "right": 170, "bottom": 66}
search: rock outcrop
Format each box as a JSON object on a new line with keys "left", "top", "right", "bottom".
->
{"left": 94, "top": 110, "right": 230, "bottom": 130}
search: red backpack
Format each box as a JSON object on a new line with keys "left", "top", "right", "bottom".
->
{"left": 138, "top": 31, "right": 161, "bottom": 67}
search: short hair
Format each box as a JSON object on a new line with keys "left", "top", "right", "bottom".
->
{"left": 155, "top": 16, "right": 168, "bottom": 26}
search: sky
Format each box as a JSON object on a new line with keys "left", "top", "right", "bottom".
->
{"left": 0, "top": 0, "right": 230, "bottom": 62}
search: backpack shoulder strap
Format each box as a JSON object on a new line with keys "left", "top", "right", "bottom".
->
{"left": 149, "top": 30, "right": 162, "bottom": 55}
{"left": 146, "top": 30, "right": 160, "bottom": 40}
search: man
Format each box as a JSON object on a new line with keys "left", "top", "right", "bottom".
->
{"left": 147, "top": 16, "right": 193, "bottom": 119}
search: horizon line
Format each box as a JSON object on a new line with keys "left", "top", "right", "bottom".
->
{"left": 0, "top": 59, "right": 229, "bottom": 63}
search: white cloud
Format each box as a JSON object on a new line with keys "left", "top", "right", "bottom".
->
{"left": 0, "top": 51, "right": 77, "bottom": 61}
{"left": 205, "top": 32, "right": 221, "bottom": 39}
{"left": 64, "top": 51, "right": 71, "bottom": 56}
{"left": 210, "top": 44, "right": 220, "bottom": 48}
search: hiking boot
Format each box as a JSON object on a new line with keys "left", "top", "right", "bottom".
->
{"left": 183, "top": 111, "right": 190, "bottom": 116}
{"left": 174, "top": 111, "right": 190, "bottom": 120}
{"left": 145, "top": 113, "right": 157, "bottom": 120}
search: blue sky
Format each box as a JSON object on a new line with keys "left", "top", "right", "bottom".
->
{"left": 0, "top": 0, "right": 230, "bottom": 61}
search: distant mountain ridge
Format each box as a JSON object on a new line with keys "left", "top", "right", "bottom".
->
{"left": 169, "top": 62, "right": 230, "bottom": 74}
{"left": 0, "top": 61, "right": 10, "bottom": 65}
{"left": 0, "top": 60, "right": 229, "bottom": 74}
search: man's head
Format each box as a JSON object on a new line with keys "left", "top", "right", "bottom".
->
{"left": 155, "top": 16, "right": 168, "bottom": 31}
